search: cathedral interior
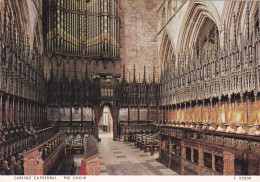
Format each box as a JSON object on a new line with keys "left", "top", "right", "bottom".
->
{"left": 0, "top": 0, "right": 260, "bottom": 176}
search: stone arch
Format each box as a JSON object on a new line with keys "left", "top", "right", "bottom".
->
{"left": 94, "top": 102, "right": 119, "bottom": 139}
{"left": 177, "top": 1, "right": 221, "bottom": 56}
{"left": 0, "top": 0, "right": 33, "bottom": 43}
{"left": 221, "top": 1, "right": 259, "bottom": 45}
{"left": 159, "top": 30, "right": 176, "bottom": 77}
{"left": 32, "top": 15, "right": 44, "bottom": 54}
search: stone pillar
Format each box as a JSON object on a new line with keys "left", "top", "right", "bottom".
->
{"left": 223, "top": 151, "right": 235, "bottom": 175}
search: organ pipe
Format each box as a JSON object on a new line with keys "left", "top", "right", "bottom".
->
{"left": 43, "top": 0, "right": 119, "bottom": 58}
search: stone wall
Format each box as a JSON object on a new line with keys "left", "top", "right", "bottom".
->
{"left": 120, "top": 0, "right": 159, "bottom": 83}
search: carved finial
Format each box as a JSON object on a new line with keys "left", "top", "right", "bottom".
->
{"left": 143, "top": 65, "right": 146, "bottom": 83}
{"left": 133, "top": 64, "right": 136, "bottom": 83}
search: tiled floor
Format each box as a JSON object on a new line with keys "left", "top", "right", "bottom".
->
{"left": 96, "top": 133, "right": 178, "bottom": 175}
{"left": 71, "top": 133, "right": 178, "bottom": 175}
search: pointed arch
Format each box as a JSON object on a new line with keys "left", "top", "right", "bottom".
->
{"left": 159, "top": 30, "right": 176, "bottom": 77}
{"left": 177, "top": 1, "right": 221, "bottom": 56}
{"left": 222, "top": 1, "right": 259, "bottom": 44}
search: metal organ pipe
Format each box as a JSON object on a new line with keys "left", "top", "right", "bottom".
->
{"left": 43, "top": 0, "right": 119, "bottom": 58}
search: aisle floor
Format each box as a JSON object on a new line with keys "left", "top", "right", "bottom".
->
{"left": 96, "top": 133, "right": 178, "bottom": 175}
{"left": 72, "top": 133, "right": 178, "bottom": 175}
